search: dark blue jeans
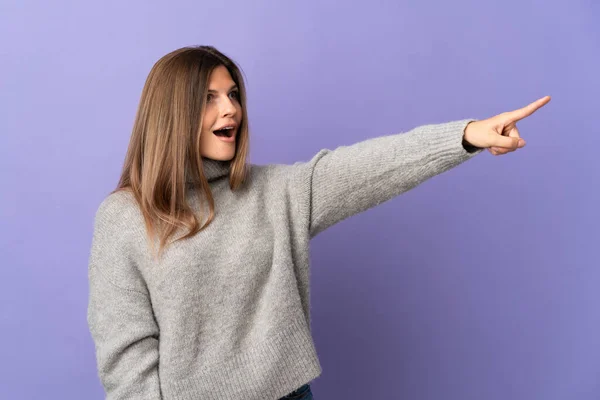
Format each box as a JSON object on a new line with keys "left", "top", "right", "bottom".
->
{"left": 279, "top": 383, "right": 313, "bottom": 399}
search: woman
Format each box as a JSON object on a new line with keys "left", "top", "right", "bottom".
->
{"left": 86, "top": 45, "right": 550, "bottom": 400}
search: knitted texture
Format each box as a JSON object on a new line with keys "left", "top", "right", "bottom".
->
{"left": 87, "top": 119, "right": 483, "bottom": 400}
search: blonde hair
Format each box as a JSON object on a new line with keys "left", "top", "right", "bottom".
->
{"left": 113, "top": 45, "right": 250, "bottom": 260}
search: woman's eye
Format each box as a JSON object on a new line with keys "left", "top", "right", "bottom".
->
{"left": 207, "top": 91, "right": 238, "bottom": 103}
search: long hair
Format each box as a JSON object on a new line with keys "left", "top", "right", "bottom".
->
{"left": 113, "top": 45, "right": 250, "bottom": 260}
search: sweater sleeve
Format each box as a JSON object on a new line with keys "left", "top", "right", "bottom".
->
{"left": 86, "top": 193, "right": 162, "bottom": 400}
{"left": 289, "top": 119, "right": 484, "bottom": 238}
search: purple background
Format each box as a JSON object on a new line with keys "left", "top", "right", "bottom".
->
{"left": 1, "top": 1, "right": 598, "bottom": 399}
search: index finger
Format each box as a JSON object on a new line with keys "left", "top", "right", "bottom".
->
{"left": 505, "top": 95, "right": 551, "bottom": 122}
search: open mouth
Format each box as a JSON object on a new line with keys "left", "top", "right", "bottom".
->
{"left": 213, "top": 126, "right": 236, "bottom": 138}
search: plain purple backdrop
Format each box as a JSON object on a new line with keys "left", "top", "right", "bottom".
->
{"left": 1, "top": 1, "right": 598, "bottom": 399}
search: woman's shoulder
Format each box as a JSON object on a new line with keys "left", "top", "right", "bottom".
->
{"left": 89, "top": 189, "right": 149, "bottom": 293}
{"left": 97, "top": 188, "right": 138, "bottom": 213}
{"left": 248, "top": 161, "right": 306, "bottom": 182}
{"left": 94, "top": 189, "right": 144, "bottom": 234}
{"left": 248, "top": 156, "right": 320, "bottom": 195}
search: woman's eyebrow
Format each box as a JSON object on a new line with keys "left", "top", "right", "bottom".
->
{"left": 207, "top": 84, "right": 238, "bottom": 93}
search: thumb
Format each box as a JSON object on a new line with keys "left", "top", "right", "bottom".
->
{"left": 491, "top": 132, "right": 520, "bottom": 150}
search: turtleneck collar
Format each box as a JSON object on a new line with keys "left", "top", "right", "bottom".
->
{"left": 186, "top": 157, "right": 231, "bottom": 185}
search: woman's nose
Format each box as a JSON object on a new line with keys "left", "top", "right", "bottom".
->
{"left": 220, "top": 97, "right": 237, "bottom": 117}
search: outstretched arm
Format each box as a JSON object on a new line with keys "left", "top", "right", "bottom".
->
{"left": 289, "top": 119, "right": 483, "bottom": 238}
{"left": 288, "top": 96, "right": 551, "bottom": 238}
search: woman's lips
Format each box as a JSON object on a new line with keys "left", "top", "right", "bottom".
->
{"left": 214, "top": 130, "right": 236, "bottom": 142}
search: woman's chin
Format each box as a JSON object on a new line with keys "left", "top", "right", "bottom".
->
{"left": 200, "top": 150, "right": 235, "bottom": 161}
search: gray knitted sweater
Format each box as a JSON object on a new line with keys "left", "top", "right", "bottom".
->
{"left": 87, "top": 119, "right": 483, "bottom": 400}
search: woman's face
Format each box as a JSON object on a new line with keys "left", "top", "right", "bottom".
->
{"left": 199, "top": 65, "right": 243, "bottom": 161}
